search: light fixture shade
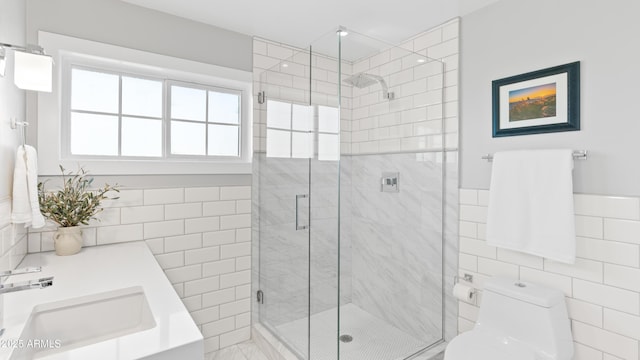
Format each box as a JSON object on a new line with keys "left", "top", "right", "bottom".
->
{"left": 0, "top": 48, "right": 6, "bottom": 77}
{"left": 14, "top": 50, "right": 53, "bottom": 92}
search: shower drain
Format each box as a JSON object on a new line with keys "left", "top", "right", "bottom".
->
{"left": 339, "top": 334, "right": 353, "bottom": 343}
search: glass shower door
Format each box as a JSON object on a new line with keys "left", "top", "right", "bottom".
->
{"left": 255, "top": 27, "right": 446, "bottom": 360}
{"left": 256, "top": 52, "right": 313, "bottom": 359}
{"left": 255, "top": 45, "right": 343, "bottom": 360}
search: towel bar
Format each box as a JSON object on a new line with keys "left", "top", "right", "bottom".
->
{"left": 482, "top": 150, "right": 587, "bottom": 162}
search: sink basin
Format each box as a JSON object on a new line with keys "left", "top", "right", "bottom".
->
{"left": 10, "top": 286, "right": 156, "bottom": 359}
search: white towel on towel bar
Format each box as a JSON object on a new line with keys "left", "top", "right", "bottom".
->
{"left": 486, "top": 149, "right": 576, "bottom": 264}
{"left": 11, "top": 145, "right": 45, "bottom": 228}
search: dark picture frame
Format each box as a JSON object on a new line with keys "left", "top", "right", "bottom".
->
{"left": 492, "top": 61, "right": 580, "bottom": 137}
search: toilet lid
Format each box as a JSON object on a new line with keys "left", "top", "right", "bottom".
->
{"left": 444, "top": 331, "right": 536, "bottom": 360}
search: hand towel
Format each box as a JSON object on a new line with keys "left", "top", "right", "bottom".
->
{"left": 10, "top": 145, "right": 45, "bottom": 228}
{"left": 486, "top": 149, "right": 576, "bottom": 264}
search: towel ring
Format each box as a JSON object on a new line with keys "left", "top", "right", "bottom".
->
{"left": 10, "top": 118, "right": 28, "bottom": 146}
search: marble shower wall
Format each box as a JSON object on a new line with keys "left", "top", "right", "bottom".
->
{"left": 254, "top": 155, "right": 311, "bottom": 328}
{"left": 252, "top": 153, "right": 350, "bottom": 357}
{"left": 346, "top": 18, "right": 460, "bottom": 343}
{"left": 252, "top": 155, "right": 349, "bottom": 328}
{"left": 349, "top": 152, "right": 444, "bottom": 343}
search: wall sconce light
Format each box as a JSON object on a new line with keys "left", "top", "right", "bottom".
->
{"left": 0, "top": 48, "right": 6, "bottom": 77}
{"left": 0, "top": 42, "right": 53, "bottom": 93}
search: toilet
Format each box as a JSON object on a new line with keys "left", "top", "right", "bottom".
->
{"left": 445, "top": 277, "right": 574, "bottom": 360}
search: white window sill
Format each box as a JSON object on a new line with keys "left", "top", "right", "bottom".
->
{"left": 41, "top": 158, "right": 252, "bottom": 176}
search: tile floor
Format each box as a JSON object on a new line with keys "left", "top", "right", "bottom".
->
{"left": 209, "top": 340, "right": 445, "bottom": 360}
{"left": 209, "top": 341, "right": 270, "bottom": 360}
{"left": 210, "top": 342, "right": 445, "bottom": 360}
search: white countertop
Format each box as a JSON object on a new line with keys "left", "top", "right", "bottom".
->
{"left": 0, "top": 242, "right": 203, "bottom": 360}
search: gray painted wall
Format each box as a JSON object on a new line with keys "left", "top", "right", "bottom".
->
{"left": 460, "top": 0, "right": 640, "bottom": 196}
{"left": 25, "top": 0, "right": 252, "bottom": 71}
{"left": 0, "top": 0, "right": 26, "bottom": 201}
{"left": 25, "top": 0, "right": 253, "bottom": 185}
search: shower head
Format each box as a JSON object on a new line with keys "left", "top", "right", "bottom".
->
{"left": 343, "top": 73, "right": 378, "bottom": 88}
{"left": 342, "top": 72, "right": 394, "bottom": 100}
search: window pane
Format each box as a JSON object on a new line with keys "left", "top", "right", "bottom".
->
{"left": 318, "top": 133, "right": 339, "bottom": 161}
{"left": 171, "top": 86, "right": 206, "bottom": 121}
{"left": 70, "top": 112, "right": 118, "bottom": 156}
{"left": 266, "top": 100, "right": 291, "bottom": 129}
{"left": 208, "top": 125, "right": 239, "bottom": 156}
{"left": 209, "top": 91, "right": 239, "bottom": 124}
{"left": 71, "top": 68, "right": 119, "bottom": 113}
{"left": 292, "top": 104, "right": 313, "bottom": 131}
{"left": 318, "top": 105, "right": 340, "bottom": 133}
{"left": 122, "top": 77, "right": 162, "bottom": 118}
{"left": 171, "top": 121, "right": 205, "bottom": 155}
{"left": 266, "top": 129, "right": 290, "bottom": 158}
{"left": 122, "top": 117, "right": 162, "bottom": 157}
{"left": 292, "top": 132, "right": 313, "bottom": 159}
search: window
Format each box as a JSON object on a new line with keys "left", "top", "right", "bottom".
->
{"left": 70, "top": 68, "right": 163, "bottom": 157}
{"left": 266, "top": 100, "right": 313, "bottom": 159}
{"left": 169, "top": 83, "right": 240, "bottom": 157}
{"left": 317, "top": 105, "right": 340, "bottom": 161}
{"left": 67, "top": 67, "right": 242, "bottom": 159}
{"left": 266, "top": 100, "right": 339, "bottom": 161}
{"left": 37, "top": 30, "right": 253, "bottom": 175}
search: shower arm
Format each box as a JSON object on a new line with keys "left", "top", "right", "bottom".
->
{"left": 368, "top": 74, "right": 393, "bottom": 100}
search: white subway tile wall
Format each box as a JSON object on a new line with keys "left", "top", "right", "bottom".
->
{"left": 350, "top": 19, "right": 459, "bottom": 154}
{"left": 458, "top": 189, "right": 640, "bottom": 360}
{"left": 253, "top": 18, "right": 459, "bottom": 158}
{"left": 28, "top": 186, "right": 252, "bottom": 356}
{"left": 0, "top": 199, "right": 28, "bottom": 278}
{"left": 252, "top": 37, "right": 351, "bottom": 156}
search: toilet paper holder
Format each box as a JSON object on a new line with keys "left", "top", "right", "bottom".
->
{"left": 453, "top": 273, "right": 477, "bottom": 305}
{"left": 454, "top": 273, "right": 473, "bottom": 284}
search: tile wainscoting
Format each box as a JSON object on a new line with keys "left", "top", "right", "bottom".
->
{"left": 27, "top": 186, "right": 252, "bottom": 357}
{"left": 0, "top": 199, "right": 28, "bottom": 277}
{"left": 458, "top": 189, "right": 640, "bottom": 360}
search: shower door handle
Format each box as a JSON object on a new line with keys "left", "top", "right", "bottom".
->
{"left": 295, "top": 194, "right": 309, "bottom": 230}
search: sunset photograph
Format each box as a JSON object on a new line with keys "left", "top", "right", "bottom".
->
{"left": 508, "top": 82, "right": 557, "bottom": 121}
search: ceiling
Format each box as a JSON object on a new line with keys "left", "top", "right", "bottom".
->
{"left": 121, "top": 0, "right": 500, "bottom": 49}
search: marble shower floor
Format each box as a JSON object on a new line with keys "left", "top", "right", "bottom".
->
{"left": 274, "top": 303, "right": 434, "bottom": 360}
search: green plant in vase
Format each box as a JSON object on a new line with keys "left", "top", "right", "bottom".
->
{"left": 38, "top": 166, "right": 120, "bottom": 255}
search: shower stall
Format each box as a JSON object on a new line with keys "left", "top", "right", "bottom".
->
{"left": 252, "top": 26, "right": 454, "bottom": 360}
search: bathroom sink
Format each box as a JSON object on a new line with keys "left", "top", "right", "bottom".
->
{"left": 10, "top": 286, "right": 156, "bottom": 359}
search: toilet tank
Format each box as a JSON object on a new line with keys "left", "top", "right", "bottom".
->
{"left": 475, "top": 277, "right": 574, "bottom": 360}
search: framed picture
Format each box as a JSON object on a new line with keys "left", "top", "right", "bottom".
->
{"left": 492, "top": 61, "right": 580, "bottom": 137}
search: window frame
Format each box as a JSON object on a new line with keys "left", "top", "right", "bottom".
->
{"left": 265, "top": 99, "right": 340, "bottom": 161}
{"left": 265, "top": 99, "right": 314, "bottom": 159}
{"left": 38, "top": 31, "right": 252, "bottom": 175}
{"left": 166, "top": 80, "right": 243, "bottom": 159}
{"left": 63, "top": 64, "right": 167, "bottom": 160}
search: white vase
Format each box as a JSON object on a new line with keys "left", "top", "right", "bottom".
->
{"left": 54, "top": 226, "right": 83, "bottom": 256}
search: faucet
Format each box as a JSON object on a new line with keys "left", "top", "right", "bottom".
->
{"left": 0, "top": 267, "right": 54, "bottom": 295}
{"left": 0, "top": 277, "right": 54, "bottom": 294}
{"left": 0, "top": 267, "right": 54, "bottom": 337}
